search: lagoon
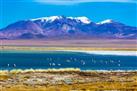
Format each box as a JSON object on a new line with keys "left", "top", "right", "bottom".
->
{"left": 0, "top": 51, "right": 137, "bottom": 70}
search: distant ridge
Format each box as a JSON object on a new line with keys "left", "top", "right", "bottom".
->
{"left": 0, "top": 16, "right": 137, "bottom": 39}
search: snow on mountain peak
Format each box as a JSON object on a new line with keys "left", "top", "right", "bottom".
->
{"left": 67, "top": 16, "right": 91, "bottom": 24}
{"left": 30, "top": 16, "right": 63, "bottom": 22}
{"left": 97, "top": 19, "right": 114, "bottom": 24}
{"left": 30, "top": 16, "right": 91, "bottom": 24}
{"left": 75, "top": 17, "right": 91, "bottom": 24}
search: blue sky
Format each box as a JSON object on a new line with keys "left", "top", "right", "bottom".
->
{"left": 0, "top": 0, "right": 137, "bottom": 28}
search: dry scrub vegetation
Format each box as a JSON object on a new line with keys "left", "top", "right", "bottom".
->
{"left": 0, "top": 69, "right": 137, "bottom": 91}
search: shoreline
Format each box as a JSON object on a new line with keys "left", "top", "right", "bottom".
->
{"left": 1, "top": 48, "right": 137, "bottom": 56}
{"left": 0, "top": 68, "right": 137, "bottom": 72}
{"left": 58, "top": 50, "right": 137, "bottom": 56}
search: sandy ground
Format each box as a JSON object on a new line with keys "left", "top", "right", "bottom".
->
{"left": 1, "top": 39, "right": 137, "bottom": 52}
{"left": 1, "top": 39, "right": 137, "bottom": 48}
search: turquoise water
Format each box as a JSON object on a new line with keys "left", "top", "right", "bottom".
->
{"left": 0, "top": 51, "right": 137, "bottom": 70}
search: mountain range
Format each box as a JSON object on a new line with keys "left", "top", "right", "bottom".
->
{"left": 0, "top": 16, "right": 137, "bottom": 39}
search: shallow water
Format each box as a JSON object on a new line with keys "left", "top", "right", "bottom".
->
{"left": 0, "top": 51, "right": 137, "bottom": 70}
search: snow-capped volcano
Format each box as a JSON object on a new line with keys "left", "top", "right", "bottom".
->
{"left": 0, "top": 16, "right": 136, "bottom": 39}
